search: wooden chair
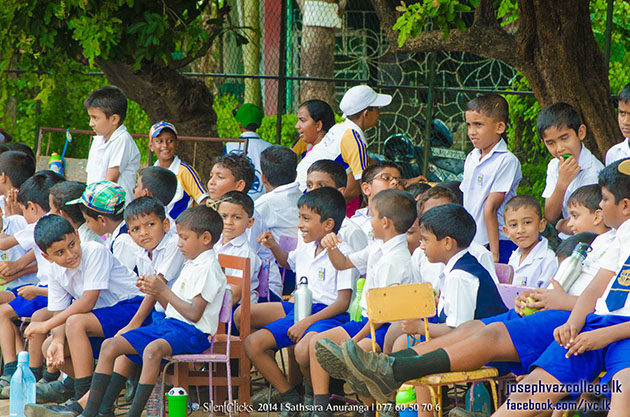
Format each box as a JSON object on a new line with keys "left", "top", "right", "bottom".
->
{"left": 366, "top": 283, "right": 499, "bottom": 417}
{"left": 162, "top": 254, "right": 251, "bottom": 416}
{"left": 494, "top": 263, "right": 514, "bottom": 284}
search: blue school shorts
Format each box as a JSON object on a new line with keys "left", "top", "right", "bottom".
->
{"left": 122, "top": 312, "right": 210, "bottom": 365}
{"left": 533, "top": 313, "right": 630, "bottom": 398}
{"left": 8, "top": 290, "right": 48, "bottom": 318}
{"left": 88, "top": 296, "right": 145, "bottom": 358}
{"left": 341, "top": 317, "right": 391, "bottom": 351}
{"left": 263, "top": 301, "right": 350, "bottom": 350}
{"left": 480, "top": 308, "right": 521, "bottom": 325}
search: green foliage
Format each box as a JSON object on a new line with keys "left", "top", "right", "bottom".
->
{"left": 212, "top": 95, "right": 241, "bottom": 139}
{"left": 258, "top": 114, "right": 298, "bottom": 148}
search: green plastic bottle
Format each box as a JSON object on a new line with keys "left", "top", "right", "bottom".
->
{"left": 395, "top": 385, "right": 417, "bottom": 416}
{"left": 349, "top": 278, "right": 366, "bottom": 322}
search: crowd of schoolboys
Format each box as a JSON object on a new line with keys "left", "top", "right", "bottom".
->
{"left": 0, "top": 81, "right": 629, "bottom": 417}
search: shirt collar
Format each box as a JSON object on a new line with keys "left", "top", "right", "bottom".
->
{"left": 155, "top": 155, "right": 181, "bottom": 173}
{"left": 472, "top": 139, "right": 508, "bottom": 163}
{"left": 343, "top": 119, "right": 365, "bottom": 140}
{"left": 218, "top": 232, "right": 248, "bottom": 249}
{"left": 239, "top": 131, "right": 261, "bottom": 139}
{"left": 514, "top": 237, "right": 548, "bottom": 267}
{"left": 144, "top": 232, "right": 171, "bottom": 257}
{"left": 380, "top": 234, "right": 407, "bottom": 255}
{"left": 443, "top": 248, "right": 470, "bottom": 275}
{"left": 576, "top": 144, "right": 594, "bottom": 169}
{"left": 191, "top": 248, "right": 216, "bottom": 266}
{"left": 102, "top": 125, "right": 127, "bottom": 144}
{"left": 269, "top": 181, "right": 300, "bottom": 194}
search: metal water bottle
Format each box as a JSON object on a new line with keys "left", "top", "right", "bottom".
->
{"left": 294, "top": 276, "right": 312, "bottom": 323}
{"left": 554, "top": 242, "right": 590, "bottom": 291}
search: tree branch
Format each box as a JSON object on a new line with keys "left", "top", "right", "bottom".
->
{"left": 184, "top": 0, "right": 211, "bottom": 25}
{"left": 169, "top": 38, "right": 214, "bottom": 69}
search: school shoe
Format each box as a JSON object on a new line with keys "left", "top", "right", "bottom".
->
{"left": 314, "top": 338, "right": 372, "bottom": 398}
{"left": 342, "top": 339, "right": 401, "bottom": 403}
{"left": 35, "top": 379, "right": 74, "bottom": 404}
{"left": 24, "top": 400, "right": 83, "bottom": 417}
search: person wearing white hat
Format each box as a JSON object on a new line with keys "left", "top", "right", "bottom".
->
{"left": 298, "top": 85, "right": 391, "bottom": 214}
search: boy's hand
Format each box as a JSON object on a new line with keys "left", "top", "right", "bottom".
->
{"left": 556, "top": 155, "right": 580, "bottom": 187}
{"left": 400, "top": 318, "right": 423, "bottom": 335}
{"left": 528, "top": 279, "right": 568, "bottom": 311}
{"left": 0, "top": 260, "right": 19, "bottom": 277}
{"left": 17, "top": 285, "right": 39, "bottom": 300}
{"left": 320, "top": 233, "right": 342, "bottom": 250}
{"left": 257, "top": 232, "right": 277, "bottom": 249}
{"left": 4, "top": 189, "right": 21, "bottom": 216}
{"left": 564, "top": 328, "right": 613, "bottom": 358}
{"left": 287, "top": 319, "right": 311, "bottom": 343}
{"left": 513, "top": 290, "right": 534, "bottom": 316}
{"left": 46, "top": 340, "right": 65, "bottom": 367}
{"left": 137, "top": 274, "right": 166, "bottom": 296}
{"left": 553, "top": 320, "right": 583, "bottom": 348}
{"left": 24, "top": 322, "right": 49, "bottom": 339}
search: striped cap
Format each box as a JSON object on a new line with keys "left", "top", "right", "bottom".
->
{"left": 149, "top": 121, "right": 177, "bottom": 138}
{"left": 66, "top": 181, "right": 126, "bottom": 214}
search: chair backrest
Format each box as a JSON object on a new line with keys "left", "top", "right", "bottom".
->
{"left": 256, "top": 260, "right": 270, "bottom": 300}
{"left": 218, "top": 254, "right": 251, "bottom": 339}
{"left": 219, "top": 288, "right": 233, "bottom": 324}
{"left": 494, "top": 263, "right": 514, "bottom": 284}
{"left": 497, "top": 283, "right": 531, "bottom": 309}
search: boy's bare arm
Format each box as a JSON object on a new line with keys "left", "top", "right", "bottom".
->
{"left": 139, "top": 274, "right": 208, "bottom": 322}
{"left": 545, "top": 156, "right": 580, "bottom": 222}
{"left": 287, "top": 289, "right": 352, "bottom": 342}
{"left": 565, "top": 321, "right": 630, "bottom": 357}
{"left": 105, "top": 167, "right": 121, "bottom": 183}
{"left": 116, "top": 294, "right": 157, "bottom": 336}
{"left": 257, "top": 232, "right": 290, "bottom": 269}
{"left": 484, "top": 192, "right": 504, "bottom": 263}
{"left": 0, "top": 235, "right": 18, "bottom": 251}
{"left": 0, "top": 250, "right": 36, "bottom": 277}
{"left": 321, "top": 233, "right": 355, "bottom": 270}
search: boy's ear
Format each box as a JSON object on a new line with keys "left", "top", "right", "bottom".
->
{"left": 382, "top": 216, "right": 394, "bottom": 230}
{"left": 322, "top": 217, "right": 336, "bottom": 232}
{"left": 360, "top": 181, "right": 371, "bottom": 198}
{"left": 97, "top": 214, "right": 108, "bottom": 226}
{"left": 162, "top": 217, "right": 170, "bottom": 233}
{"left": 621, "top": 198, "right": 630, "bottom": 216}
{"left": 538, "top": 218, "right": 547, "bottom": 232}
{"left": 234, "top": 179, "right": 246, "bottom": 193}
{"left": 593, "top": 209, "right": 604, "bottom": 225}
{"left": 443, "top": 236, "right": 456, "bottom": 252}
{"left": 0, "top": 173, "right": 7, "bottom": 185}
{"left": 496, "top": 121, "right": 507, "bottom": 136}
{"left": 41, "top": 251, "right": 52, "bottom": 263}
{"left": 246, "top": 217, "right": 255, "bottom": 229}
{"left": 201, "top": 231, "right": 213, "bottom": 245}
{"left": 502, "top": 225, "right": 509, "bottom": 236}
{"left": 577, "top": 124, "right": 587, "bottom": 140}
{"left": 109, "top": 113, "right": 121, "bottom": 126}
{"left": 337, "top": 186, "right": 347, "bottom": 195}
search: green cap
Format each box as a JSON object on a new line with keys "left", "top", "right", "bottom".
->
{"left": 234, "top": 103, "right": 263, "bottom": 129}
{"left": 66, "top": 181, "right": 126, "bottom": 214}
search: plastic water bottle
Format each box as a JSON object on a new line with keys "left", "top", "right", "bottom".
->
{"left": 395, "top": 384, "right": 417, "bottom": 417}
{"left": 294, "top": 276, "right": 312, "bottom": 323}
{"left": 145, "top": 379, "right": 163, "bottom": 417}
{"left": 166, "top": 387, "right": 188, "bottom": 417}
{"left": 48, "top": 153, "right": 63, "bottom": 176}
{"left": 349, "top": 278, "right": 366, "bottom": 321}
{"left": 553, "top": 242, "right": 590, "bottom": 291}
{"left": 9, "top": 351, "right": 36, "bottom": 417}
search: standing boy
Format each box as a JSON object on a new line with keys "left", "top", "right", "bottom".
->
{"left": 605, "top": 83, "right": 630, "bottom": 166}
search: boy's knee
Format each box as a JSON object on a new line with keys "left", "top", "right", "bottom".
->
{"left": 64, "top": 315, "right": 86, "bottom": 335}
{"left": 233, "top": 307, "right": 242, "bottom": 330}
{"left": 143, "top": 342, "right": 167, "bottom": 363}
{"left": 391, "top": 334, "right": 408, "bottom": 353}
{"left": 294, "top": 340, "right": 310, "bottom": 367}
{"left": 244, "top": 330, "right": 271, "bottom": 357}
{"left": 0, "top": 304, "right": 17, "bottom": 320}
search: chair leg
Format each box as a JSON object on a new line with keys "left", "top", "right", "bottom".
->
{"left": 209, "top": 362, "right": 214, "bottom": 417}
{"left": 488, "top": 379, "right": 499, "bottom": 413}
{"left": 427, "top": 386, "right": 439, "bottom": 417}
{"left": 227, "top": 360, "right": 233, "bottom": 417}
{"left": 436, "top": 385, "right": 443, "bottom": 417}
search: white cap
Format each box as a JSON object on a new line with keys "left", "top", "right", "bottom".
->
{"left": 339, "top": 85, "right": 392, "bottom": 117}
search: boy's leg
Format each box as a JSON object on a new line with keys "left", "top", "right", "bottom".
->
{"left": 309, "top": 328, "right": 351, "bottom": 396}
{"left": 126, "top": 339, "right": 172, "bottom": 417}
{"left": 0, "top": 289, "right": 16, "bottom": 304}
{"left": 245, "top": 328, "right": 290, "bottom": 393}
{"left": 609, "top": 368, "right": 630, "bottom": 417}
{"left": 0, "top": 304, "right": 20, "bottom": 381}
{"left": 28, "top": 308, "right": 53, "bottom": 379}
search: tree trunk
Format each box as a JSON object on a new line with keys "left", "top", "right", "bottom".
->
{"left": 240, "top": 0, "right": 262, "bottom": 108}
{"left": 97, "top": 59, "right": 219, "bottom": 180}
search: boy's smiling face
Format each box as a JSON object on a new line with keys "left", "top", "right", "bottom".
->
{"left": 541, "top": 124, "right": 586, "bottom": 160}
{"left": 297, "top": 205, "right": 334, "bottom": 244}
{"left": 465, "top": 110, "right": 505, "bottom": 156}
{"left": 87, "top": 107, "right": 119, "bottom": 139}
{"left": 207, "top": 164, "right": 245, "bottom": 200}
{"left": 502, "top": 206, "right": 546, "bottom": 254}
{"left": 567, "top": 203, "right": 601, "bottom": 235}
{"left": 127, "top": 212, "right": 170, "bottom": 251}
{"left": 619, "top": 101, "right": 630, "bottom": 139}
{"left": 44, "top": 232, "right": 82, "bottom": 269}
{"left": 149, "top": 130, "right": 177, "bottom": 165}
{"left": 218, "top": 201, "right": 254, "bottom": 243}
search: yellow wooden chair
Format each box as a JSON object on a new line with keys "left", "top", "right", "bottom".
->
{"left": 366, "top": 283, "right": 499, "bottom": 417}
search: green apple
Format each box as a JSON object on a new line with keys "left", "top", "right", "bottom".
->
{"left": 520, "top": 296, "right": 538, "bottom": 316}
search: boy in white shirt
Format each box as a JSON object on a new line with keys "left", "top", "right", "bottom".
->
{"left": 0, "top": 150, "right": 35, "bottom": 219}
{"left": 504, "top": 195, "right": 558, "bottom": 288}
{"left": 84, "top": 86, "right": 140, "bottom": 205}
{"left": 460, "top": 94, "right": 522, "bottom": 263}
{"left": 538, "top": 102, "right": 604, "bottom": 237}
{"left": 605, "top": 83, "right": 630, "bottom": 166}
{"left": 49, "top": 181, "right": 104, "bottom": 245}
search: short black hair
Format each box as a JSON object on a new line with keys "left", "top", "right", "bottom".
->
{"left": 555, "top": 232, "right": 597, "bottom": 260}
{"left": 139, "top": 166, "right": 178, "bottom": 206}
{"left": 372, "top": 189, "right": 417, "bottom": 234}
{"left": 81, "top": 203, "right": 125, "bottom": 222}
{"left": 307, "top": 159, "right": 347, "bottom": 188}
{"left": 176, "top": 205, "right": 223, "bottom": 245}
{"left": 213, "top": 153, "right": 256, "bottom": 193}
{"left": 619, "top": 83, "right": 630, "bottom": 104}
{"left": 6, "top": 143, "right": 35, "bottom": 162}
{"left": 299, "top": 99, "right": 336, "bottom": 132}
{"left": 599, "top": 159, "right": 630, "bottom": 204}
{"left": 360, "top": 161, "right": 402, "bottom": 184}
{"left": 437, "top": 181, "right": 463, "bottom": 205}
{"left": 537, "top": 102, "right": 582, "bottom": 139}
{"left": 260, "top": 145, "right": 298, "bottom": 187}
{"left": 420, "top": 204, "right": 476, "bottom": 249}
{"left": 405, "top": 182, "right": 431, "bottom": 199}
{"left": 218, "top": 190, "right": 254, "bottom": 218}
{"left": 124, "top": 196, "right": 166, "bottom": 223}
{"left": 504, "top": 195, "right": 542, "bottom": 220}
{"left": 417, "top": 186, "right": 458, "bottom": 216}
{"left": 567, "top": 184, "right": 602, "bottom": 213}
{"left": 0, "top": 151, "right": 36, "bottom": 188}
{"left": 84, "top": 85, "right": 128, "bottom": 123}
{"left": 297, "top": 187, "right": 346, "bottom": 234}
{"left": 17, "top": 171, "right": 65, "bottom": 211}
{"left": 34, "top": 214, "right": 76, "bottom": 253}
{"left": 466, "top": 94, "right": 509, "bottom": 124}
{"left": 51, "top": 181, "right": 87, "bottom": 225}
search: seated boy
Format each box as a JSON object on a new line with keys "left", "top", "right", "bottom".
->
{"left": 215, "top": 191, "right": 262, "bottom": 304}
{"left": 306, "top": 159, "right": 368, "bottom": 252}
{"left": 74, "top": 181, "right": 141, "bottom": 271}
{"left": 504, "top": 195, "right": 558, "bottom": 288}
{"left": 307, "top": 189, "right": 416, "bottom": 414}
{"left": 460, "top": 94, "right": 522, "bottom": 263}
{"left": 148, "top": 121, "right": 209, "bottom": 218}
{"left": 539, "top": 102, "right": 604, "bottom": 237}
{"left": 29, "top": 206, "right": 228, "bottom": 417}
{"left": 605, "top": 83, "right": 630, "bottom": 165}
{"left": 49, "top": 181, "right": 104, "bottom": 245}
{"left": 245, "top": 187, "right": 355, "bottom": 413}
{"left": 23, "top": 214, "right": 144, "bottom": 413}
{"left": 0, "top": 150, "right": 35, "bottom": 217}
{"left": 133, "top": 165, "right": 178, "bottom": 229}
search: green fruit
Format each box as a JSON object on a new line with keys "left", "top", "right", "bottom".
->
{"left": 520, "top": 296, "right": 538, "bottom": 316}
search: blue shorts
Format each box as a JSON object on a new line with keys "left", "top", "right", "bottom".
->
{"left": 480, "top": 309, "right": 521, "bottom": 325}
{"left": 533, "top": 313, "right": 630, "bottom": 398}
{"left": 122, "top": 311, "right": 210, "bottom": 365}
{"left": 341, "top": 317, "right": 391, "bottom": 351}
{"left": 263, "top": 302, "right": 350, "bottom": 350}
{"left": 8, "top": 293, "right": 48, "bottom": 318}
{"left": 88, "top": 296, "right": 145, "bottom": 358}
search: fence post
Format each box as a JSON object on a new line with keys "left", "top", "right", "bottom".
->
{"left": 422, "top": 52, "right": 437, "bottom": 177}
{"left": 276, "top": 0, "right": 288, "bottom": 145}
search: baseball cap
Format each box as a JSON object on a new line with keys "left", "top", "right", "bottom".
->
{"left": 149, "top": 121, "right": 177, "bottom": 138}
{"left": 66, "top": 181, "right": 126, "bottom": 214}
{"left": 234, "top": 103, "right": 263, "bottom": 129}
{"left": 339, "top": 85, "right": 392, "bottom": 117}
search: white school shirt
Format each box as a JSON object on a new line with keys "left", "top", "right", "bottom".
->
{"left": 215, "top": 233, "right": 262, "bottom": 304}
{"left": 605, "top": 138, "right": 630, "bottom": 166}
{"left": 349, "top": 234, "right": 413, "bottom": 316}
{"left": 411, "top": 242, "right": 498, "bottom": 291}
{"left": 165, "top": 249, "right": 228, "bottom": 335}
{"left": 245, "top": 212, "right": 282, "bottom": 297}
{"left": 437, "top": 249, "right": 483, "bottom": 328}
{"left": 14, "top": 220, "right": 54, "bottom": 286}
{"left": 105, "top": 221, "right": 141, "bottom": 272}
{"left": 350, "top": 208, "right": 375, "bottom": 242}
{"left": 224, "top": 132, "right": 271, "bottom": 201}
{"left": 287, "top": 241, "right": 355, "bottom": 306}
{"left": 2, "top": 215, "right": 38, "bottom": 289}
{"left": 595, "top": 219, "right": 630, "bottom": 316}
{"left": 47, "top": 241, "right": 142, "bottom": 311}
{"left": 460, "top": 139, "right": 522, "bottom": 245}
{"left": 338, "top": 217, "right": 368, "bottom": 252}
{"left": 86, "top": 125, "right": 140, "bottom": 205}
{"left": 508, "top": 237, "right": 558, "bottom": 288}
{"left": 255, "top": 182, "right": 301, "bottom": 241}
{"left": 555, "top": 229, "right": 616, "bottom": 296}
{"left": 78, "top": 223, "right": 104, "bottom": 245}
{"left": 542, "top": 145, "right": 604, "bottom": 222}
